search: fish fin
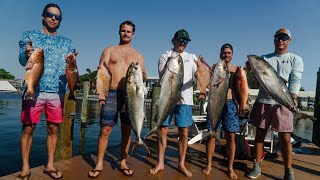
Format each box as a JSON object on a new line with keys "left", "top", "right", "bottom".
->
{"left": 143, "top": 86, "right": 148, "bottom": 95}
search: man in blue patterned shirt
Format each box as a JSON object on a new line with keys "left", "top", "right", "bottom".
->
{"left": 17, "top": 3, "right": 76, "bottom": 180}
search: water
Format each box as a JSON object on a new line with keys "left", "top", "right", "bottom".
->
{"left": 0, "top": 93, "right": 149, "bottom": 176}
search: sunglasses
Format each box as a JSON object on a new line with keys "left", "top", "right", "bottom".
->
{"left": 45, "top": 12, "right": 62, "bottom": 21}
{"left": 274, "top": 36, "right": 290, "bottom": 42}
{"left": 178, "top": 38, "right": 189, "bottom": 44}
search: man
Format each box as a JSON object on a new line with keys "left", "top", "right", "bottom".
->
{"left": 246, "top": 28, "right": 303, "bottom": 180}
{"left": 88, "top": 21, "right": 146, "bottom": 178}
{"left": 149, "top": 29, "right": 198, "bottom": 177}
{"left": 18, "top": 3, "right": 76, "bottom": 180}
{"left": 202, "top": 43, "right": 241, "bottom": 179}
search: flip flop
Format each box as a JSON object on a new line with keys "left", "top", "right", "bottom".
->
{"left": 17, "top": 172, "right": 31, "bottom": 180}
{"left": 43, "top": 169, "right": 63, "bottom": 179}
{"left": 88, "top": 169, "right": 102, "bottom": 179}
{"left": 120, "top": 168, "right": 134, "bottom": 176}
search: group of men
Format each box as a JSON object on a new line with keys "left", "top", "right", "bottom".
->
{"left": 16, "top": 3, "right": 303, "bottom": 180}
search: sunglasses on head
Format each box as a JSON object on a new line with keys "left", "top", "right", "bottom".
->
{"left": 274, "top": 36, "right": 290, "bottom": 42}
{"left": 178, "top": 38, "right": 189, "bottom": 44}
{"left": 45, "top": 12, "right": 62, "bottom": 21}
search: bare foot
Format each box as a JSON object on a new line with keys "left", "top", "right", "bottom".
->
{"left": 178, "top": 165, "right": 192, "bottom": 177}
{"left": 228, "top": 169, "right": 237, "bottom": 179}
{"left": 149, "top": 163, "right": 164, "bottom": 175}
{"left": 202, "top": 166, "right": 211, "bottom": 175}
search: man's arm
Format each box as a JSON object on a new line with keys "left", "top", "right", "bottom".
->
{"left": 158, "top": 54, "right": 168, "bottom": 80}
{"left": 288, "top": 56, "right": 304, "bottom": 96}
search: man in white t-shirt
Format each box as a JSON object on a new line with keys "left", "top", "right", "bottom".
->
{"left": 149, "top": 29, "right": 198, "bottom": 177}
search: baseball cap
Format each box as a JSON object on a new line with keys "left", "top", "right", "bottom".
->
{"left": 173, "top": 29, "right": 191, "bottom": 41}
{"left": 274, "top": 28, "right": 291, "bottom": 39}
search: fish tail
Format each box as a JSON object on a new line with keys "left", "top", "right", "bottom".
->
{"left": 144, "top": 126, "right": 158, "bottom": 139}
{"left": 24, "top": 88, "right": 35, "bottom": 100}
{"left": 131, "top": 138, "right": 150, "bottom": 157}
{"left": 68, "top": 92, "right": 76, "bottom": 101}
{"left": 200, "top": 130, "right": 220, "bottom": 144}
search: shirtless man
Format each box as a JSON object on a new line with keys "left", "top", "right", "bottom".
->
{"left": 88, "top": 21, "right": 146, "bottom": 178}
{"left": 202, "top": 43, "right": 241, "bottom": 179}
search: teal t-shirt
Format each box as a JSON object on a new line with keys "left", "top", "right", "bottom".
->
{"left": 19, "top": 30, "right": 75, "bottom": 93}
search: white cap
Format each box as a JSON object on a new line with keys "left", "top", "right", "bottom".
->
{"left": 274, "top": 28, "right": 291, "bottom": 39}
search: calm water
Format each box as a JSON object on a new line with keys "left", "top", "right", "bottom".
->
{"left": 0, "top": 93, "right": 149, "bottom": 176}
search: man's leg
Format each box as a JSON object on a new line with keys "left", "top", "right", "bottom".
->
{"left": 149, "top": 126, "right": 168, "bottom": 175}
{"left": 246, "top": 128, "right": 268, "bottom": 179}
{"left": 202, "top": 136, "right": 215, "bottom": 175}
{"left": 119, "top": 123, "right": 133, "bottom": 175}
{"left": 19, "top": 124, "right": 36, "bottom": 177}
{"left": 88, "top": 126, "right": 112, "bottom": 177}
{"left": 279, "top": 132, "right": 294, "bottom": 179}
{"left": 225, "top": 132, "right": 237, "bottom": 179}
{"left": 178, "top": 127, "right": 192, "bottom": 177}
{"left": 45, "top": 122, "right": 62, "bottom": 178}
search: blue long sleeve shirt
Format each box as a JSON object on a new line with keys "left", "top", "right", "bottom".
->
{"left": 19, "top": 30, "right": 75, "bottom": 93}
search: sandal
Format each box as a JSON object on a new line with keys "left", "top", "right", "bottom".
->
{"left": 119, "top": 168, "right": 134, "bottom": 176}
{"left": 16, "top": 172, "right": 31, "bottom": 180}
{"left": 88, "top": 169, "right": 102, "bottom": 179}
{"left": 43, "top": 169, "right": 63, "bottom": 179}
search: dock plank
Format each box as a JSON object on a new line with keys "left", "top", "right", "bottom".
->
{"left": 1, "top": 129, "right": 320, "bottom": 180}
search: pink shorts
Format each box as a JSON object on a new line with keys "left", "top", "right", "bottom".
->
{"left": 249, "top": 103, "right": 294, "bottom": 132}
{"left": 20, "top": 92, "right": 64, "bottom": 124}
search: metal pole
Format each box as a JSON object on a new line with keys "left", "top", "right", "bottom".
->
{"left": 312, "top": 67, "right": 320, "bottom": 146}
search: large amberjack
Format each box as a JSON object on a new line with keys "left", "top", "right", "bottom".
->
{"left": 234, "top": 66, "right": 249, "bottom": 116}
{"left": 144, "top": 52, "right": 184, "bottom": 142}
{"left": 206, "top": 59, "right": 229, "bottom": 139}
{"left": 24, "top": 48, "right": 44, "bottom": 100}
{"left": 125, "top": 62, "right": 149, "bottom": 156}
{"left": 247, "top": 54, "right": 316, "bottom": 129}
{"left": 247, "top": 55, "right": 296, "bottom": 112}
{"left": 96, "top": 61, "right": 112, "bottom": 101}
{"left": 66, "top": 54, "right": 79, "bottom": 101}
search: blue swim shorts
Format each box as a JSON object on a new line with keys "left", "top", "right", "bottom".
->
{"left": 100, "top": 89, "right": 130, "bottom": 127}
{"left": 206, "top": 99, "right": 240, "bottom": 133}
{"left": 162, "top": 105, "right": 193, "bottom": 128}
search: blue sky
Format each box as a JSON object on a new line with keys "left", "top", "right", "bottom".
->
{"left": 0, "top": 0, "right": 319, "bottom": 91}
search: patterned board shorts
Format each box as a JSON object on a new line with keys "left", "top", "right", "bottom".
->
{"left": 206, "top": 99, "right": 240, "bottom": 133}
{"left": 249, "top": 103, "right": 294, "bottom": 132}
{"left": 100, "top": 89, "right": 130, "bottom": 127}
{"left": 161, "top": 105, "right": 193, "bottom": 128}
{"left": 20, "top": 92, "right": 64, "bottom": 124}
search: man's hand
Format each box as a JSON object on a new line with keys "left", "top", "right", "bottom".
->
{"left": 25, "top": 41, "right": 33, "bottom": 60}
{"left": 99, "top": 99, "right": 105, "bottom": 108}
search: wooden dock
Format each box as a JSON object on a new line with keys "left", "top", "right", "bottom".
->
{"left": 1, "top": 128, "right": 320, "bottom": 180}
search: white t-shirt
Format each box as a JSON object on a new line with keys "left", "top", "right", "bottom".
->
{"left": 158, "top": 50, "right": 198, "bottom": 105}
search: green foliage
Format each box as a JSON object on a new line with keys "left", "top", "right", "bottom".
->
{"left": 79, "top": 69, "right": 97, "bottom": 87}
{"left": 300, "top": 87, "right": 305, "bottom": 91}
{"left": 0, "top": 68, "right": 15, "bottom": 79}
